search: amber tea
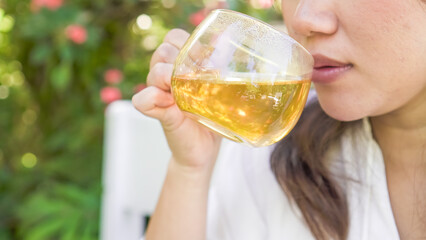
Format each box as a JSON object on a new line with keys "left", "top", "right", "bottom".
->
{"left": 172, "top": 72, "right": 311, "bottom": 147}
{"left": 170, "top": 9, "right": 313, "bottom": 147}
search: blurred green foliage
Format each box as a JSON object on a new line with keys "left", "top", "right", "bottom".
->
{"left": 0, "top": 0, "right": 280, "bottom": 239}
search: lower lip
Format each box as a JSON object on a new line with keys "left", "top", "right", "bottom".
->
{"left": 312, "top": 65, "right": 353, "bottom": 84}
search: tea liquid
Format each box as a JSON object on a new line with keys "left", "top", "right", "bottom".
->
{"left": 171, "top": 72, "right": 310, "bottom": 147}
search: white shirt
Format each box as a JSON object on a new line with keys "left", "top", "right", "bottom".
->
{"left": 207, "top": 118, "right": 400, "bottom": 239}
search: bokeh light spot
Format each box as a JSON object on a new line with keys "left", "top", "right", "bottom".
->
{"left": 10, "top": 72, "right": 24, "bottom": 86}
{"left": 1, "top": 74, "right": 10, "bottom": 86}
{"left": 136, "top": 14, "right": 152, "bottom": 30}
{"left": 8, "top": 61, "right": 22, "bottom": 71}
{"left": 23, "top": 109, "right": 37, "bottom": 125}
{"left": 142, "top": 35, "right": 159, "bottom": 51}
{"left": 21, "top": 153, "right": 37, "bottom": 168}
{"left": 0, "top": 15, "right": 15, "bottom": 32}
{"left": 0, "top": 85, "right": 9, "bottom": 99}
{"left": 161, "top": 0, "right": 176, "bottom": 8}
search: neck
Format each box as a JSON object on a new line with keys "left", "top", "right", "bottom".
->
{"left": 370, "top": 88, "right": 426, "bottom": 169}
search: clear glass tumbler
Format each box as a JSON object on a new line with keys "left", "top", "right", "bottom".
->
{"left": 171, "top": 9, "right": 313, "bottom": 147}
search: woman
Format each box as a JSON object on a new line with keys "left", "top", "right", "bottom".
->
{"left": 132, "top": 0, "right": 426, "bottom": 239}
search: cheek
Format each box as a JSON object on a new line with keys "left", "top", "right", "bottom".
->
{"left": 316, "top": 60, "right": 426, "bottom": 122}
{"left": 283, "top": 0, "right": 426, "bottom": 120}
{"left": 345, "top": 0, "right": 423, "bottom": 61}
{"left": 325, "top": 0, "right": 426, "bottom": 119}
{"left": 313, "top": 78, "right": 382, "bottom": 121}
{"left": 280, "top": 0, "right": 299, "bottom": 36}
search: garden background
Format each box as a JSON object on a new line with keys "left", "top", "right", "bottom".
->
{"left": 0, "top": 0, "right": 280, "bottom": 239}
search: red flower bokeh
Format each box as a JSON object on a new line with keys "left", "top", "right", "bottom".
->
{"left": 31, "top": 0, "right": 63, "bottom": 12}
{"left": 189, "top": 9, "right": 207, "bottom": 26}
{"left": 65, "top": 24, "right": 88, "bottom": 45}
{"left": 104, "top": 69, "right": 123, "bottom": 84}
{"left": 257, "top": 0, "right": 274, "bottom": 8}
{"left": 100, "top": 87, "right": 122, "bottom": 104}
{"left": 133, "top": 83, "right": 147, "bottom": 93}
{"left": 189, "top": 1, "right": 229, "bottom": 26}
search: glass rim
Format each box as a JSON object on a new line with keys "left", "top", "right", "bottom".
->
{"left": 210, "top": 9, "right": 312, "bottom": 58}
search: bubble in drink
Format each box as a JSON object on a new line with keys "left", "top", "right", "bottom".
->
{"left": 171, "top": 72, "right": 311, "bottom": 147}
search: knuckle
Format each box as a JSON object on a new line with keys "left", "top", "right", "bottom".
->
{"left": 156, "top": 43, "right": 175, "bottom": 61}
{"left": 131, "top": 94, "right": 139, "bottom": 107}
{"left": 132, "top": 86, "right": 156, "bottom": 111}
{"left": 164, "top": 28, "right": 190, "bottom": 47}
{"left": 152, "top": 63, "right": 166, "bottom": 79}
{"left": 165, "top": 28, "right": 186, "bottom": 41}
{"left": 132, "top": 92, "right": 145, "bottom": 111}
{"left": 148, "top": 63, "right": 167, "bottom": 85}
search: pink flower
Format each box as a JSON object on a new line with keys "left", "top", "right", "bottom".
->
{"left": 252, "top": 0, "right": 274, "bottom": 9}
{"left": 189, "top": 2, "right": 229, "bottom": 26}
{"left": 100, "top": 87, "right": 122, "bottom": 104}
{"left": 65, "top": 25, "right": 88, "bottom": 45}
{"left": 31, "top": 0, "right": 63, "bottom": 12}
{"left": 205, "top": 0, "right": 228, "bottom": 9}
{"left": 189, "top": 9, "right": 207, "bottom": 26}
{"left": 104, "top": 69, "right": 123, "bottom": 84}
{"left": 133, "top": 83, "right": 147, "bottom": 93}
{"left": 215, "top": 1, "right": 228, "bottom": 9}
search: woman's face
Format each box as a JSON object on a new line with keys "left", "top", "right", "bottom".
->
{"left": 281, "top": 0, "right": 426, "bottom": 121}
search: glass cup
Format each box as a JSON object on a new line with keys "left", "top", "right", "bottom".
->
{"left": 171, "top": 9, "right": 313, "bottom": 147}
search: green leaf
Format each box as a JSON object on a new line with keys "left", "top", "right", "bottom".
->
{"left": 30, "top": 44, "right": 52, "bottom": 65}
{"left": 45, "top": 130, "right": 69, "bottom": 151}
{"left": 25, "top": 218, "right": 65, "bottom": 240}
{"left": 0, "top": 228, "right": 11, "bottom": 240}
{"left": 61, "top": 213, "right": 82, "bottom": 240}
{"left": 55, "top": 184, "right": 88, "bottom": 204}
{"left": 50, "top": 63, "right": 71, "bottom": 91}
{"left": 60, "top": 45, "right": 74, "bottom": 62}
{"left": 81, "top": 222, "right": 96, "bottom": 240}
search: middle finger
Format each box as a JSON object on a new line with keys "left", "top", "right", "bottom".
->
{"left": 150, "top": 42, "right": 180, "bottom": 69}
{"left": 147, "top": 62, "right": 174, "bottom": 91}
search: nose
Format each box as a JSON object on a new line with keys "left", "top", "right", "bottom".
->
{"left": 290, "top": 0, "right": 338, "bottom": 38}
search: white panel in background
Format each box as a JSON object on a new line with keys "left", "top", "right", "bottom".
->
{"left": 100, "top": 100, "right": 171, "bottom": 240}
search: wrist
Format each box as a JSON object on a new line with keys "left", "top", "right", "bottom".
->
{"left": 168, "top": 157, "right": 215, "bottom": 186}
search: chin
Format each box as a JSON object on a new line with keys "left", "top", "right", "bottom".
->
{"left": 316, "top": 96, "right": 367, "bottom": 122}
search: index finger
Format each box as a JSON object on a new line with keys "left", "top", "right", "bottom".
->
{"left": 163, "top": 28, "right": 190, "bottom": 49}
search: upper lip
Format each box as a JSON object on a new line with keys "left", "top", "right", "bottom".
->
{"left": 312, "top": 54, "right": 351, "bottom": 69}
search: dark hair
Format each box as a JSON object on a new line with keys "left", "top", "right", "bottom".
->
{"left": 270, "top": 99, "right": 360, "bottom": 240}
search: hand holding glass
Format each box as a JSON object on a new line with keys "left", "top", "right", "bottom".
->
{"left": 171, "top": 10, "right": 313, "bottom": 147}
